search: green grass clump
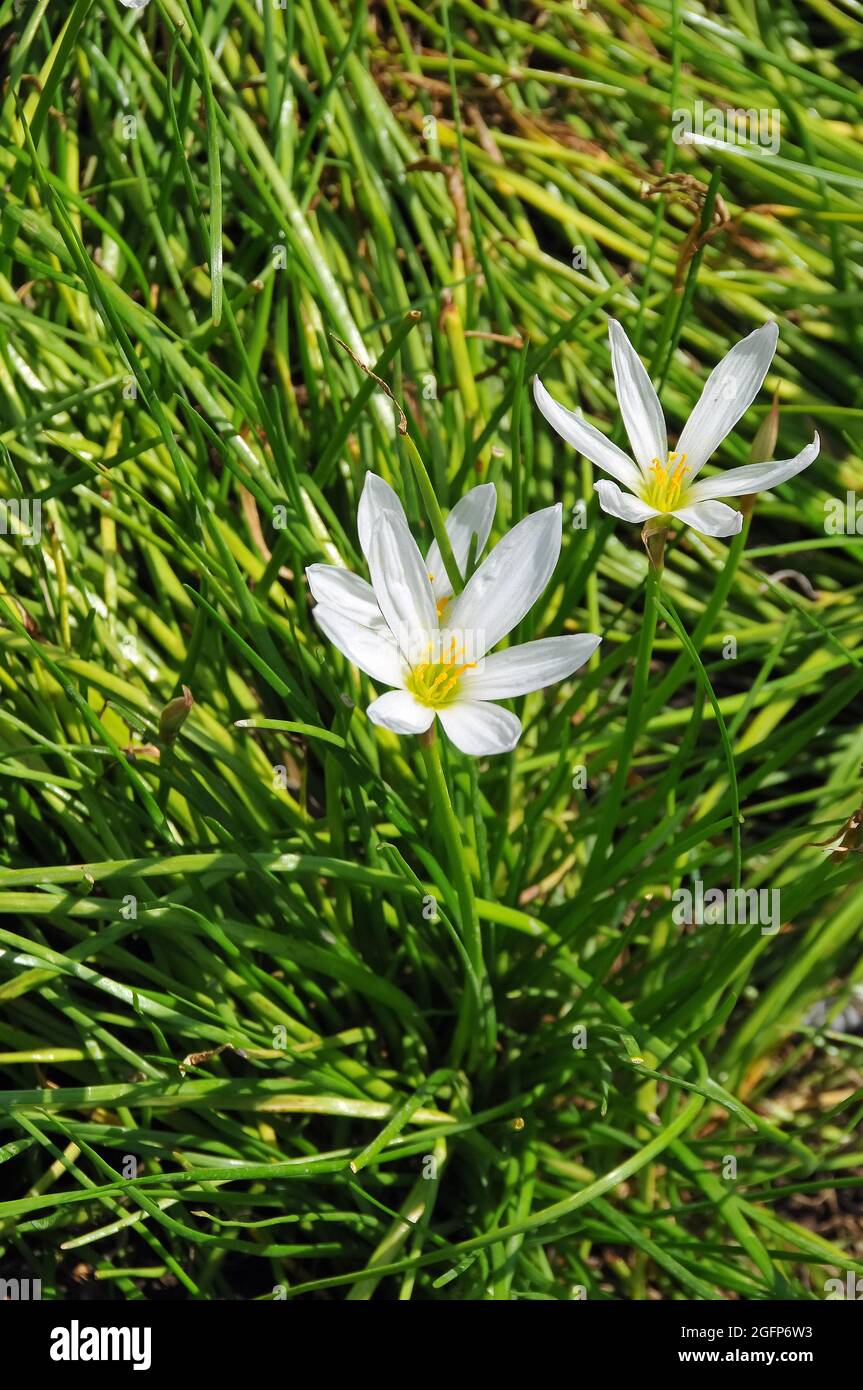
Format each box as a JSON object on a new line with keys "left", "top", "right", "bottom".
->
{"left": 1, "top": 0, "right": 862, "bottom": 1300}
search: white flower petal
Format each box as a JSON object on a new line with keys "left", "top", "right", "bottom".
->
{"left": 461, "top": 635, "right": 601, "bottom": 700}
{"left": 447, "top": 505, "right": 562, "bottom": 657}
{"left": 533, "top": 377, "right": 643, "bottom": 491}
{"left": 594, "top": 479, "right": 660, "bottom": 524}
{"left": 368, "top": 509, "right": 438, "bottom": 663}
{"left": 306, "top": 565, "right": 385, "bottom": 629}
{"left": 688, "top": 435, "right": 820, "bottom": 502}
{"left": 426, "top": 483, "right": 497, "bottom": 600}
{"left": 312, "top": 603, "right": 405, "bottom": 686}
{"left": 671, "top": 500, "right": 743, "bottom": 537}
{"left": 437, "top": 701, "right": 522, "bottom": 756}
{"left": 676, "top": 322, "right": 778, "bottom": 477}
{"left": 366, "top": 689, "right": 434, "bottom": 736}
{"left": 608, "top": 320, "right": 666, "bottom": 474}
{"left": 357, "top": 472, "right": 406, "bottom": 560}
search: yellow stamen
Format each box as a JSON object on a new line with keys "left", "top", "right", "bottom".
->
{"left": 642, "top": 451, "right": 690, "bottom": 512}
{"left": 406, "top": 638, "right": 476, "bottom": 709}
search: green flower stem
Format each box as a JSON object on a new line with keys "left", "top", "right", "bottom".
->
{"left": 586, "top": 549, "right": 662, "bottom": 873}
{"left": 641, "top": 516, "right": 749, "bottom": 725}
{"left": 314, "top": 310, "right": 423, "bottom": 488}
{"left": 403, "top": 435, "right": 465, "bottom": 596}
{"left": 420, "top": 726, "right": 492, "bottom": 1068}
{"left": 653, "top": 166, "right": 723, "bottom": 391}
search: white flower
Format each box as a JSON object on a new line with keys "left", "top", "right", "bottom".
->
{"left": 534, "top": 320, "right": 820, "bottom": 538}
{"left": 306, "top": 473, "right": 601, "bottom": 756}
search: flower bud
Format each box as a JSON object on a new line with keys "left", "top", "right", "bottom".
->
{"left": 159, "top": 685, "right": 194, "bottom": 743}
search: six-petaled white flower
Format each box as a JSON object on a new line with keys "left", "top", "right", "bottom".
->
{"left": 306, "top": 473, "right": 601, "bottom": 756}
{"left": 534, "top": 319, "right": 820, "bottom": 538}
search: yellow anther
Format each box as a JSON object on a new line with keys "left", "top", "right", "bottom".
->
{"left": 644, "top": 451, "right": 690, "bottom": 511}
{"left": 407, "top": 640, "right": 477, "bottom": 708}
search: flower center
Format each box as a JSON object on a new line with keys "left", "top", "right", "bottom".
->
{"left": 406, "top": 637, "right": 476, "bottom": 708}
{"left": 642, "top": 452, "right": 690, "bottom": 512}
